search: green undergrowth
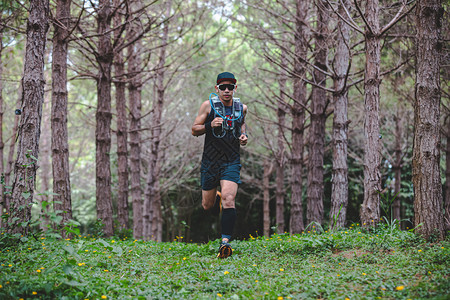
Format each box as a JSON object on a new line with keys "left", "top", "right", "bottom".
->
{"left": 0, "top": 224, "right": 449, "bottom": 299}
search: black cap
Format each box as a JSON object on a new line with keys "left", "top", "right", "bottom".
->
{"left": 216, "top": 72, "right": 237, "bottom": 84}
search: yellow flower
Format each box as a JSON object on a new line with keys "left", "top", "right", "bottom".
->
{"left": 362, "top": 273, "right": 366, "bottom": 275}
{"left": 36, "top": 269, "right": 41, "bottom": 273}
{"left": 255, "top": 280, "right": 258, "bottom": 283}
{"left": 252, "top": 264, "right": 257, "bottom": 267}
{"left": 418, "top": 250, "right": 422, "bottom": 252}
{"left": 0, "top": 285, "right": 2, "bottom": 288}
{"left": 8, "top": 264, "right": 12, "bottom": 267}
{"left": 279, "top": 268, "right": 284, "bottom": 272}
{"left": 32, "top": 292, "right": 37, "bottom": 295}
{"left": 396, "top": 285, "right": 405, "bottom": 291}
{"left": 224, "top": 271, "right": 229, "bottom": 275}
{"left": 111, "top": 240, "right": 115, "bottom": 243}
{"left": 278, "top": 297, "right": 283, "bottom": 300}
{"left": 337, "top": 274, "right": 340, "bottom": 276}
{"left": 217, "top": 293, "right": 222, "bottom": 297}
{"left": 381, "top": 288, "right": 386, "bottom": 291}
{"left": 101, "top": 296, "right": 107, "bottom": 299}
{"left": 104, "top": 269, "right": 109, "bottom": 272}
{"left": 183, "top": 257, "right": 187, "bottom": 260}
{"left": 345, "top": 298, "right": 350, "bottom": 300}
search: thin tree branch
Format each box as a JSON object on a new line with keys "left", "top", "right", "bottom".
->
{"left": 380, "top": 1, "right": 416, "bottom": 36}
{"left": 353, "top": 0, "right": 374, "bottom": 36}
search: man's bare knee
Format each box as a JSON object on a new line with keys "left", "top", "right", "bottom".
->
{"left": 202, "top": 201, "right": 213, "bottom": 210}
{"left": 222, "top": 193, "right": 235, "bottom": 209}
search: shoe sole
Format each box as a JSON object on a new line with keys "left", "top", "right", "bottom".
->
{"left": 217, "top": 244, "right": 232, "bottom": 258}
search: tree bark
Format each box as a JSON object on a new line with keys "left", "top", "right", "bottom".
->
{"left": 51, "top": 0, "right": 72, "bottom": 237}
{"left": 4, "top": 89, "right": 21, "bottom": 217}
{"left": 96, "top": 0, "right": 114, "bottom": 237}
{"left": 0, "top": 31, "right": 4, "bottom": 228}
{"left": 127, "top": 0, "right": 143, "bottom": 240}
{"left": 445, "top": 115, "right": 450, "bottom": 232}
{"left": 307, "top": 0, "right": 328, "bottom": 226}
{"left": 263, "top": 159, "right": 273, "bottom": 236}
{"left": 39, "top": 94, "right": 51, "bottom": 230}
{"left": 10, "top": 0, "right": 49, "bottom": 234}
{"left": 289, "top": 0, "right": 308, "bottom": 234}
{"left": 360, "top": 0, "right": 382, "bottom": 227}
{"left": 392, "top": 112, "right": 403, "bottom": 221}
{"left": 413, "top": 0, "right": 444, "bottom": 240}
{"left": 145, "top": 0, "right": 171, "bottom": 242}
{"left": 113, "top": 0, "right": 129, "bottom": 230}
{"left": 276, "top": 48, "right": 287, "bottom": 234}
{"left": 330, "top": 0, "right": 350, "bottom": 229}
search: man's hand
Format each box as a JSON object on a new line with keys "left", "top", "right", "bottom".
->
{"left": 239, "top": 134, "right": 248, "bottom": 146}
{"left": 212, "top": 117, "right": 224, "bottom": 128}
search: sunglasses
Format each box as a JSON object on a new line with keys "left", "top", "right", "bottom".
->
{"left": 218, "top": 84, "right": 235, "bottom": 91}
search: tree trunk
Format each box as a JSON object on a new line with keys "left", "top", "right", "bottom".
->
{"left": 39, "top": 95, "right": 51, "bottom": 230}
{"left": 146, "top": 0, "right": 171, "bottom": 242}
{"left": 128, "top": 0, "right": 143, "bottom": 240}
{"left": 51, "top": 0, "right": 72, "bottom": 237}
{"left": 4, "top": 89, "right": 21, "bottom": 217}
{"left": 360, "top": 0, "right": 382, "bottom": 227}
{"left": 113, "top": 0, "right": 129, "bottom": 230}
{"left": 275, "top": 48, "right": 287, "bottom": 234}
{"left": 445, "top": 115, "right": 450, "bottom": 232}
{"left": 263, "top": 159, "right": 272, "bottom": 236}
{"left": 330, "top": 0, "right": 350, "bottom": 229}
{"left": 10, "top": 0, "right": 49, "bottom": 234}
{"left": 307, "top": 0, "right": 328, "bottom": 226}
{"left": 392, "top": 112, "right": 403, "bottom": 221}
{"left": 289, "top": 0, "right": 308, "bottom": 234}
{"left": 96, "top": 0, "right": 114, "bottom": 237}
{"left": 0, "top": 31, "right": 4, "bottom": 228}
{"left": 413, "top": 0, "right": 444, "bottom": 240}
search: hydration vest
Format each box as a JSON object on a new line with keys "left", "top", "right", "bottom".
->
{"left": 209, "top": 94, "right": 243, "bottom": 139}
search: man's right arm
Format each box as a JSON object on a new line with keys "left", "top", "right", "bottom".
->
{"left": 191, "top": 101, "right": 210, "bottom": 136}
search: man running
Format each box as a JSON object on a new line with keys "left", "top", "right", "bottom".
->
{"left": 191, "top": 72, "right": 248, "bottom": 258}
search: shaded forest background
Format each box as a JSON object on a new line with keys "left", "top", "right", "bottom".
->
{"left": 0, "top": 0, "right": 448, "bottom": 242}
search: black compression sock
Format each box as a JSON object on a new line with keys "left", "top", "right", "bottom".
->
{"left": 221, "top": 208, "right": 237, "bottom": 237}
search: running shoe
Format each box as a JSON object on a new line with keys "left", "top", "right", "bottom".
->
{"left": 217, "top": 241, "right": 232, "bottom": 259}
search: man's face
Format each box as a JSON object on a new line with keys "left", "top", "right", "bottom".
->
{"left": 215, "top": 80, "right": 236, "bottom": 102}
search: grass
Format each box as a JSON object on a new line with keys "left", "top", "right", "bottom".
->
{"left": 0, "top": 224, "right": 449, "bottom": 299}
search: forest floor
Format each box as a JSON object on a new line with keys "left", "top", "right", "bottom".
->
{"left": 0, "top": 224, "right": 449, "bottom": 299}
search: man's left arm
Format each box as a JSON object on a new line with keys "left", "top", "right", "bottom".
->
{"left": 239, "top": 104, "right": 248, "bottom": 146}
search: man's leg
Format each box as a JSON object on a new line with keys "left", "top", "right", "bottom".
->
{"left": 202, "top": 188, "right": 217, "bottom": 210}
{"left": 220, "top": 180, "right": 238, "bottom": 243}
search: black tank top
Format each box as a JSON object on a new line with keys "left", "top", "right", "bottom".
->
{"left": 202, "top": 105, "right": 241, "bottom": 164}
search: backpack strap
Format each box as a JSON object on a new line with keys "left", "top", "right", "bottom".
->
{"left": 208, "top": 93, "right": 244, "bottom": 139}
